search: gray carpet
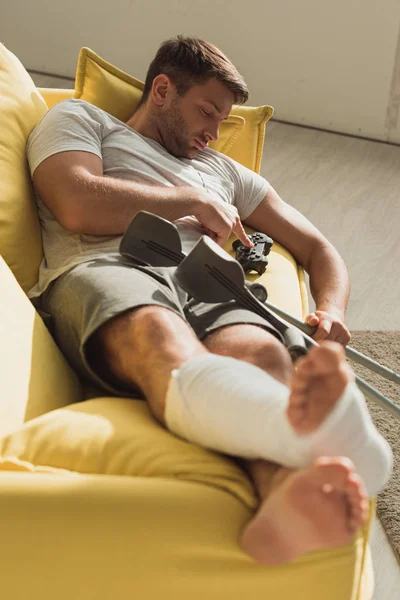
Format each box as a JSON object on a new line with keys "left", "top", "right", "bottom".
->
{"left": 348, "top": 331, "right": 400, "bottom": 564}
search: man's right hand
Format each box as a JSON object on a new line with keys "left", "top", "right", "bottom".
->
{"left": 191, "top": 189, "right": 253, "bottom": 248}
{"left": 32, "top": 150, "right": 255, "bottom": 242}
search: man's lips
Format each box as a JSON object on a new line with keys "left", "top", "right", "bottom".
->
{"left": 194, "top": 139, "right": 208, "bottom": 150}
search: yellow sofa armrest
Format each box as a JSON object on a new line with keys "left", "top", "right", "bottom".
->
{"left": 38, "top": 87, "right": 74, "bottom": 108}
{"left": 0, "top": 471, "right": 375, "bottom": 600}
{"left": 0, "top": 256, "right": 82, "bottom": 437}
{"left": 224, "top": 228, "right": 309, "bottom": 321}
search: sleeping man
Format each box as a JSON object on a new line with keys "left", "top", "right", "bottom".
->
{"left": 27, "top": 35, "right": 392, "bottom": 565}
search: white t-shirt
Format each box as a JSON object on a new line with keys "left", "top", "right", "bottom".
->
{"left": 26, "top": 98, "right": 269, "bottom": 298}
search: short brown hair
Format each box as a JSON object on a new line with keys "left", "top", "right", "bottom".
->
{"left": 138, "top": 35, "right": 249, "bottom": 107}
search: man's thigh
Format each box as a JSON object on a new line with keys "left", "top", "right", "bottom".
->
{"left": 41, "top": 253, "right": 285, "bottom": 397}
{"left": 184, "top": 297, "right": 285, "bottom": 345}
{"left": 41, "top": 255, "right": 187, "bottom": 397}
{"left": 202, "top": 323, "right": 293, "bottom": 385}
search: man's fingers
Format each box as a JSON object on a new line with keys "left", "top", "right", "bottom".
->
{"left": 330, "top": 326, "right": 351, "bottom": 346}
{"left": 306, "top": 313, "right": 319, "bottom": 326}
{"left": 306, "top": 311, "right": 350, "bottom": 346}
{"left": 234, "top": 219, "right": 253, "bottom": 247}
{"left": 312, "top": 319, "right": 332, "bottom": 341}
{"left": 204, "top": 227, "right": 219, "bottom": 242}
{"left": 323, "top": 321, "right": 342, "bottom": 341}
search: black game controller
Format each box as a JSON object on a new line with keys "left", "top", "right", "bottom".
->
{"left": 232, "top": 232, "right": 273, "bottom": 275}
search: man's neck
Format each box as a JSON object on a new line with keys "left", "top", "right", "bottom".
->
{"left": 125, "top": 107, "right": 163, "bottom": 147}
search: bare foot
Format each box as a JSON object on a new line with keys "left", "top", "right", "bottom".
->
{"left": 240, "top": 457, "right": 369, "bottom": 566}
{"left": 287, "top": 340, "right": 352, "bottom": 434}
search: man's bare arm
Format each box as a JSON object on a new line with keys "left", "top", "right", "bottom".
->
{"left": 243, "top": 185, "right": 351, "bottom": 342}
{"left": 32, "top": 150, "right": 251, "bottom": 246}
{"left": 306, "top": 243, "right": 350, "bottom": 319}
{"left": 32, "top": 151, "right": 199, "bottom": 234}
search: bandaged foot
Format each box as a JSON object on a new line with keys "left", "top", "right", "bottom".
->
{"left": 165, "top": 342, "right": 392, "bottom": 496}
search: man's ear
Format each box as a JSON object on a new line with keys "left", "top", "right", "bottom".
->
{"left": 151, "top": 74, "right": 175, "bottom": 107}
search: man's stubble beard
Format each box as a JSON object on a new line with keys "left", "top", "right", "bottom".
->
{"left": 155, "top": 100, "right": 193, "bottom": 158}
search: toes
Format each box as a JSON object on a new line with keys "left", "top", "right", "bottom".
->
{"left": 286, "top": 406, "right": 308, "bottom": 431}
{"left": 310, "top": 457, "right": 356, "bottom": 488}
{"left": 312, "top": 461, "right": 370, "bottom": 532}
{"left": 296, "top": 342, "right": 346, "bottom": 377}
{"left": 348, "top": 503, "right": 368, "bottom": 532}
{"left": 345, "top": 473, "right": 369, "bottom": 528}
{"left": 319, "top": 340, "right": 346, "bottom": 355}
{"left": 288, "top": 342, "right": 352, "bottom": 435}
{"left": 314, "top": 456, "right": 355, "bottom": 471}
{"left": 290, "top": 342, "right": 347, "bottom": 392}
{"left": 288, "top": 387, "right": 308, "bottom": 409}
{"left": 348, "top": 519, "right": 361, "bottom": 533}
{"left": 346, "top": 473, "right": 368, "bottom": 505}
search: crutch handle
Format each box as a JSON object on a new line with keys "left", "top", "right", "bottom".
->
{"left": 283, "top": 328, "right": 309, "bottom": 361}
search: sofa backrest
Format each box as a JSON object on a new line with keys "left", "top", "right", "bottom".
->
{"left": 0, "top": 42, "right": 47, "bottom": 293}
{"left": 0, "top": 43, "right": 84, "bottom": 428}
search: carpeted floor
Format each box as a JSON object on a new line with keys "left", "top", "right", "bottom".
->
{"left": 348, "top": 331, "right": 400, "bottom": 564}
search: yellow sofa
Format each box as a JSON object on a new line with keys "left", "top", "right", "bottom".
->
{"left": 0, "top": 42, "right": 375, "bottom": 600}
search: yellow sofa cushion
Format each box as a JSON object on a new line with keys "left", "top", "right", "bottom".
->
{"left": 0, "top": 257, "right": 82, "bottom": 437}
{"left": 73, "top": 47, "right": 273, "bottom": 172}
{"left": 0, "top": 468, "right": 375, "bottom": 600}
{"left": 0, "top": 390, "right": 375, "bottom": 599}
{"left": 0, "top": 42, "right": 47, "bottom": 293}
{"left": 227, "top": 105, "right": 273, "bottom": 172}
{"left": 38, "top": 88, "right": 74, "bottom": 108}
{"left": 0, "top": 395, "right": 258, "bottom": 512}
{"left": 0, "top": 456, "right": 79, "bottom": 476}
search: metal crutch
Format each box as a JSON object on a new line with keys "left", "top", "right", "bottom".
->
{"left": 120, "top": 212, "right": 308, "bottom": 360}
{"left": 119, "top": 211, "right": 400, "bottom": 421}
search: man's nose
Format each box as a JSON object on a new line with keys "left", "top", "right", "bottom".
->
{"left": 205, "top": 122, "right": 220, "bottom": 143}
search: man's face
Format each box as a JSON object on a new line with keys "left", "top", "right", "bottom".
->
{"left": 156, "top": 78, "right": 234, "bottom": 159}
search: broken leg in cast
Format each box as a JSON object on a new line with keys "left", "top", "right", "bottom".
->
{"left": 94, "top": 305, "right": 390, "bottom": 566}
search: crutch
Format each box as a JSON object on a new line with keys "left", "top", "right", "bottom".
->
{"left": 119, "top": 211, "right": 400, "bottom": 422}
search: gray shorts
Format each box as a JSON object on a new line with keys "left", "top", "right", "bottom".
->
{"left": 41, "top": 253, "right": 284, "bottom": 398}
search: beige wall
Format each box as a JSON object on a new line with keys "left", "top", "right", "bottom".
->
{"left": 2, "top": 0, "right": 400, "bottom": 143}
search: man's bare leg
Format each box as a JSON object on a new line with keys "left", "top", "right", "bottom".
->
{"left": 203, "top": 326, "right": 369, "bottom": 565}
{"left": 202, "top": 323, "right": 294, "bottom": 501}
{"left": 95, "top": 309, "right": 296, "bottom": 501}
{"left": 95, "top": 309, "right": 369, "bottom": 565}
{"left": 93, "top": 305, "right": 208, "bottom": 424}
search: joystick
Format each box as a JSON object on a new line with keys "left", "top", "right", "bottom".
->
{"left": 232, "top": 232, "right": 273, "bottom": 275}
